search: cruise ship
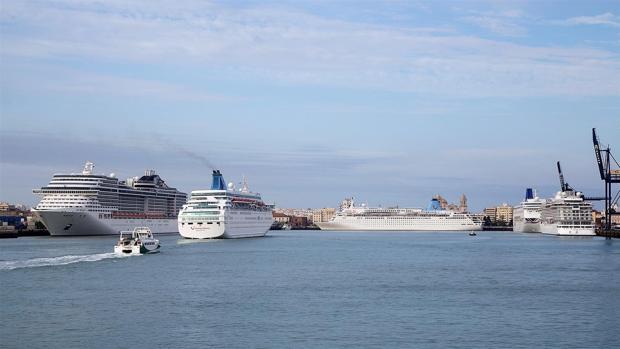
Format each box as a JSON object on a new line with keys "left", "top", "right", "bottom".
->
{"left": 315, "top": 197, "right": 483, "bottom": 231}
{"left": 178, "top": 170, "right": 273, "bottom": 239}
{"left": 540, "top": 189, "right": 595, "bottom": 236}
{"left": 513, "top": 188, "right": 544, "bottom": 233}
{"left": 33, "top": 162, "right": 187, "bottom": 236}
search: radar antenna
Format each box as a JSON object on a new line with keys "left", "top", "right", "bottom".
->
{"left": 82, "top": 161, "right": 94, "bottom": 175}
{"left": 241, "top": 175, "right": 249, "bottom": 193}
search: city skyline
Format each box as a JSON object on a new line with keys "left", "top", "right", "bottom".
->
{"left": 1, "top": 1, "right": 619, "bottom": 210}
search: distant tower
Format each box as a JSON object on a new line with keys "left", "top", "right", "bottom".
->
{"left": 434, "top": 194, "right": 448, "bottom": 209}
{"left": 460, "top": 194, "right": 468, "bottom": 213}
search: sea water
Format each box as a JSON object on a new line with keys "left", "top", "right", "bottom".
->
{"left": 1, "top": 231, "right": 619, "bottom": 348}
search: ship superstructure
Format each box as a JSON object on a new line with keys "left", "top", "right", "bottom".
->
{"left": 540, "top": 190, "right": 595, "bottom": 236}
{"left": 537, "top": 161, "right": 595, "bottom": 236}
{"left": 178, "top": 170, "right": 273, "bottom": 239}
{"left": 315, "top": 197, "right": 483, "bottom": 231}
{"left": 513, "top": 188, "right": 544, "bottom": 233}
{"left": 33, "top": 162, "right": 187, "bottom": 236}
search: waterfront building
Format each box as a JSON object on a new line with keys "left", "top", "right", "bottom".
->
{"left": 593, "top": 210, "right": 604, "bottom": 229}
{"left": 312, "top": 208, "right": 336, "bottom": 223}
{"left": 273, "top": 212, "right": 291, "bottom": 224}
{"left": 289, "top": 216, "right": 309, "bottom": 229}
{"left": 312, "top": 211, "right": 322, "bottom": 223}
{"left": 483, "top": 207, "right": 497, "bottom": 223}
{"left": 274, "top": 207, "right": 336, "bottom": 224}
{"left": 496, "top": 204, "right": 513, "bottom": 224}
{"left": 606, "top": 206, "right": 620, "bottom": 226}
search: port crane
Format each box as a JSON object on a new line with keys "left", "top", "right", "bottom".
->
{"left": 556, "top": 161, "right": 603, "bottom": 201}
{"left": 592, "top": 128, "right": 620, "bottom": 231}
{"left": 556, "top": 161, "right": 574, "bottom": 192}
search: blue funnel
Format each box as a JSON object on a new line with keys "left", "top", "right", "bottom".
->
{"left": 211, "top": 170, "right": 227, "bottom": 190}
{"left": 525, "top": 188, "right": 534, "bottom": 200}
{"left": 427, "top": 198, "right": 442, "bottom": 211}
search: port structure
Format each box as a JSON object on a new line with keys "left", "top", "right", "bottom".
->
{"left": 556, "top": 161, "right": 604, "bottom": 201}
{"left": 593, "top": 128, "right": 620, "bottom": 231}
{"left": 557, "top": 161, "right": 574, "bottom": 192}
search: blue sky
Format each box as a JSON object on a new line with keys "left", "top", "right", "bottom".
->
{"left": 0, "top": 0, "right": 619, "bottom": 211}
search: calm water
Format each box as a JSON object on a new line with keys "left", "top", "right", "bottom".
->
{"left": 1, "top": 231, "right": 619, "bottom": 349}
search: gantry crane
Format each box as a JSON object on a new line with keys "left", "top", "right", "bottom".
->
{"left": 592, "top": 128, "right": 620, "bottom": 231}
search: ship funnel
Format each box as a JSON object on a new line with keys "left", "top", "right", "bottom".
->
{"left": 211, "top": 170, "right": 227, "bottom": 190}
{"left": 525, "top": 188, "right": 534, "bottom": 200}
{"left": 427, "top": 198, "right": 442, "bottom": 211}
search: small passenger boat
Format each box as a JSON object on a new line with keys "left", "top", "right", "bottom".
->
{"left": 468, "top": 231, "right": 477, "bottom": 236}
{"left": 114, "top": 227, "right": 160, "bottom": 255}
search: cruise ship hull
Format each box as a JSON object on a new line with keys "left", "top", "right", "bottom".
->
{"left": 513, "top": 221, "right": 540, "bottom": 233}
{"left": 315, "top": 219, "right": 482, "bottom": 231}
{"left": 540, "top": 223, "right": 595, "bottom": 236}
{"left": 35, "top": 210, "right": 179, "bottom": 236}
{"left": 178, "top": 211, "right": 273, "bottom": 239}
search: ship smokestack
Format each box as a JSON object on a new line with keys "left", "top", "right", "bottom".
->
{"left": 211, "top": 170, "right": 227, "bottom": 190}
{"left": 525, "top": 188, "right": 534, "bottom": 200}
{"left": 427, "top": 198, "right": 442, "bottom": 211}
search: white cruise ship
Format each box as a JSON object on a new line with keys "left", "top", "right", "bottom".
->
{"left": 315, "top": 197, "right": 482, "bottom": 231}
{"left": 540, "top": 190, "right": 595, "bottom": 236}
{"left": 33, "top": 162, "right": 187, "bottom": 236}
{"left": 513, "top": 188, "right": 544, "bottom": 233}
{"left": 178, "top": 170, "right": 273, "bottom": 239}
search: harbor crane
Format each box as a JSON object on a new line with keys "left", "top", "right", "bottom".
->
{"left": 556, "top": 161, "right": 603, "bottom": 201}
{"left": 592, "top": 128, "right": 620, "bottom": 231}
{"left": 556, "top": 161, "right": 574, "bottom": 192}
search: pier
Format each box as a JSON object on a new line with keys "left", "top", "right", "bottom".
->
{"left": 597, "top": 229, "right": 620, "bottom": 239}
{"left": 0, "top": 229, "right": 49, "bottom": 239}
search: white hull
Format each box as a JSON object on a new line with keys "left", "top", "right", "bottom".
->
{"left": 114, "top": 244, "right": 160, "bottom": 255}
{"left": 513, "top": 202, "right": 543, "bottom": 233}
{"left": 35, "top": 210, "right": 179, "bottom": 236}
{"left": 540, "top": 223, "right": 595, "bottom": 236}
{"left": 538, "top": 190, "right": 595, "bottom": 236}
{"left": 315, "top": 217, "right": 482, "bottom": 231}
{"left": 513, "top": 220, "right": 540, "bottom": 233}
{"left": 178, "top": 211, "right": 273, "bottom": 239}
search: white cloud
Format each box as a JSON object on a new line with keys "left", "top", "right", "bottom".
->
{"left": 462, "top": 15, "right": 526, "bottom": 36}
{"left": 1, "top": 62, "right": 231, "bottom": 101}
{"left": 461, "top": 9, "right": 527, "bottom": 37}
{"left": 1, "top": 1, "right": 619, "bottom": 98}
{"left": 561, "top": 12, "right": 620, "bottom": 28}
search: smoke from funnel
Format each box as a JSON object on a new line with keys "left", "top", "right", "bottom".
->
{"left": 176, "top": 147, "right": 217, "bottom": 170}
{"left": 151, "top": 133, "right": 217, "bottom": 170}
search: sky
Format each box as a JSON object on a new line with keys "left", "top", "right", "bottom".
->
{"left": 0, "top": 0, "right": 619, "bottom": 211}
